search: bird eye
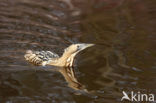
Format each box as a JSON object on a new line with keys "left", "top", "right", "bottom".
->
{"left": 77, "top": 45, "right": 80, "bottom": 50}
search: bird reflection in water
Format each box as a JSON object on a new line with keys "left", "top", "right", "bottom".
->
{"left": 59, "top": 66, "right": 88, "bottom": 94}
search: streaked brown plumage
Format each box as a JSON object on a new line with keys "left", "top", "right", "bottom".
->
{"left": 24, "top": 43, "right": 94, "bottom": 67}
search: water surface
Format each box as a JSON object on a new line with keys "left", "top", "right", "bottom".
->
{"left": 0, "top": 0, "right": 156, "bottom": 103}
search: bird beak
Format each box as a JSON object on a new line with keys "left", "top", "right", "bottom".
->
{"left": 77, "top": 43, "right": 94, "bottom": 52}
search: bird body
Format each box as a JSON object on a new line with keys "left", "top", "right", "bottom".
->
{"left": 25, "top": 50, "right": 59, "bottom": 66}
{"left": 24, "top": 43, "right": 94, "bottom": 67}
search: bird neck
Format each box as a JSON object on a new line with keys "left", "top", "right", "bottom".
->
{"left": 49, "top": 51, "right": 77, "bottom": 67}
{"left": 59, "top": 51, "right": 76, "bottom": 66}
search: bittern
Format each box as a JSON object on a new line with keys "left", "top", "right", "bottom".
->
{"left": 24, "top": 43, "right": 94, "bottom": 67}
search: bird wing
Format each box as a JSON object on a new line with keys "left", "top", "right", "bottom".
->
{"left": 24, "top": 50, "right": 59, "bottom": 66}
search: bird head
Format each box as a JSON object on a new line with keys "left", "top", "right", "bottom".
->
{"left": 64, "top": 43, "right": 94, "bottom": 55}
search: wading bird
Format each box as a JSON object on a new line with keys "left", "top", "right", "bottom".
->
{"left": 24, "top": 43, "right": 94, "bottom": 67}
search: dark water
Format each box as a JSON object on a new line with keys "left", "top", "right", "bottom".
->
{"left": 0, "top": 0, "right": 156, "bottom": 103}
